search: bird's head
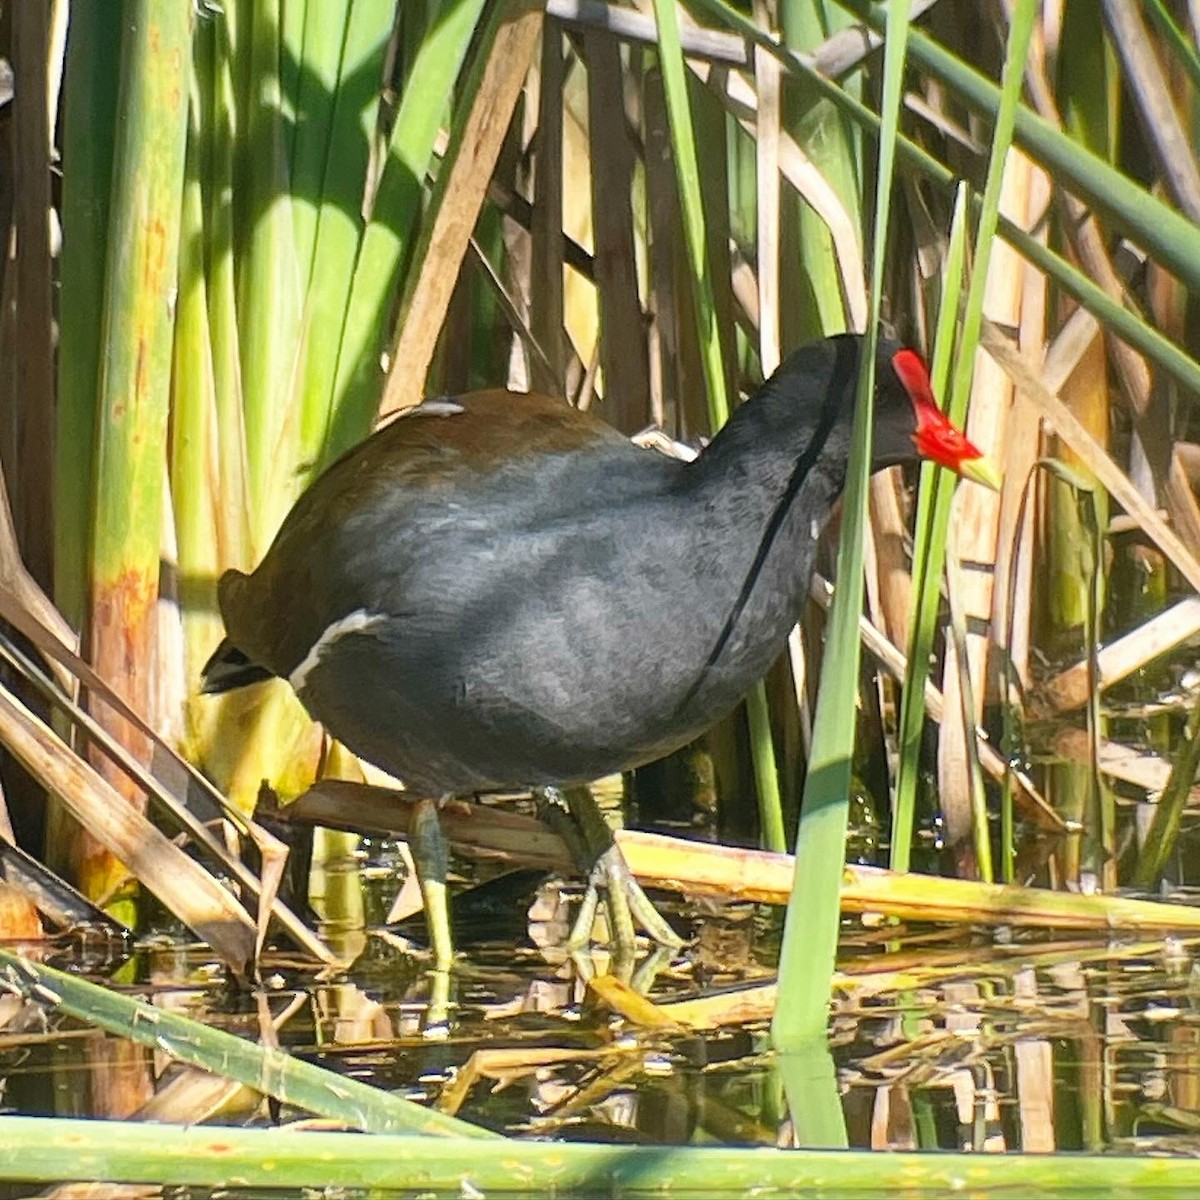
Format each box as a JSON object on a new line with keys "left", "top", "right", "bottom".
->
{"left": 874, "top": 341, "right": 1001, "bottom": 489}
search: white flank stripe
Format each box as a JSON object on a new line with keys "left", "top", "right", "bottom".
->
{"left": 289, "top": 609, "right": 388, "bottom": 694}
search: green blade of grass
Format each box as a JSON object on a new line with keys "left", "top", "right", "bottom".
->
{"left": 295, "top": 0, "right": 394, "bottom": 469}
{"left": 280, "top": 0, "right": 308, "bottom": 172}
{"left": 887, "top": 0, "right": 1038, "bottom": 874}
{"left": 890, "top": 181, "right": 969, "bottom": 873}
{"left": 0, "top": 950, "right": 492, "bottom": 1139}
{"left": 900, "top": 0, "right": 1039, "bottom": 880}
{"left": 199, "top": 2, "right": 251, "bottom": 572}
{"left": 322, "top": 0, "right": 488, "bottom": 465}
{"left": 1143, "top": 0, "right": 1200, "bottom": 96}
{"left": 651, "top": 0, "right": 729, "bottom": 428}
{"left": 778, "top": 0, "right": 861, "bottom": 344}
{"left": 171, "top": 75, "right": 224, "bottom": 700}
{"left": 237, "top": 0, "right": 305, "bottom": 547}
{"left": 285, "top": 0, "right": 345, "bottom": 291}
{"left": 9, "top": 1116, "right": 1200, "bottom": 1192}
{"left": 55, "top": 0, "right": 122, "bottom": 635}
{"left": 84, "top": 0, "right": 193, "bottom": 906}
{"left": 770, "top": 0, "right": 911, "bottom": 1061}
{"left": 1134, "top": 700, "right": 1200, "bottom": 889}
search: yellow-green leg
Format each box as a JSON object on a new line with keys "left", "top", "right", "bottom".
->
{"left": 411, "top": 796, "right": 454, "bottom": 970}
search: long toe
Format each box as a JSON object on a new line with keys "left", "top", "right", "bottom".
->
{"left": 595, "top": 845, "right": 638, "bottom": 960}
{"left": 600, "top": 844, "right": 686, "bottom": 951}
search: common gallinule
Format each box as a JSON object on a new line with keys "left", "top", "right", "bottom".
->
{"left": 203, "top": 333, "right": 998, "bottom": 965}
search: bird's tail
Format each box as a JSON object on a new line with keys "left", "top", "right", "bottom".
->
{"left": 200, "top": 637, "right": 273, "bottom": 694}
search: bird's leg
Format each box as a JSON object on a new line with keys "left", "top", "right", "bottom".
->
{"left": 532, "top": 791, "right": 592, "bottom": 868}
{"left": 410, "top": 796, "right": 454, "bottom": 970}
{"left": 536, "top": 786, "right": 684, "bottom": 954}
{"left": 533, "top": 791, "right": 612, "bottom": 949}
{"left": 424, "top": 968, "right": 452, "bottom": 1038}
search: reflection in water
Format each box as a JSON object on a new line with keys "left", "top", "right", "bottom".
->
{"left": 5, "top": 851, "right": 1200, "bottom": 1163}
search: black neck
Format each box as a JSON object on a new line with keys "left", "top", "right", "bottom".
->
{"left": 681, "top": 338, "right": 861, "bottom": 681}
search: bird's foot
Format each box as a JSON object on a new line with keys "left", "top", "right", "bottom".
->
{"left": 565, "top": 844, "right": 685, "bottom": 956}
{"left": 535, "top": 786, "right": 685, "bottom": 959}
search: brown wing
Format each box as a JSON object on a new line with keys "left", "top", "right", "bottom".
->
{"left": 219, "top": 390, "right": 635, "bottom": 676}
{"left": 379, "top": 389, "right": 628, "bottom": 462}
{"left": 302, "top": 390, "right": 630, "bottom": 526}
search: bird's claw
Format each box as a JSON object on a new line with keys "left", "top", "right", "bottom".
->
{"left": 565, "top": 844, "right": 685, "bottom": 957}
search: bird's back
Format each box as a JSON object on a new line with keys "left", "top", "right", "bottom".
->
{"left": 220, "top": 392, "right": 649, "bottom": 677}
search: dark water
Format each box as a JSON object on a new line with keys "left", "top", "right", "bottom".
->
{"left": 6, "top": 868, "right": 1200, "bottom": 1156}
{"left": 6, "top": 825, "right": 1200, "bottom": 1200}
